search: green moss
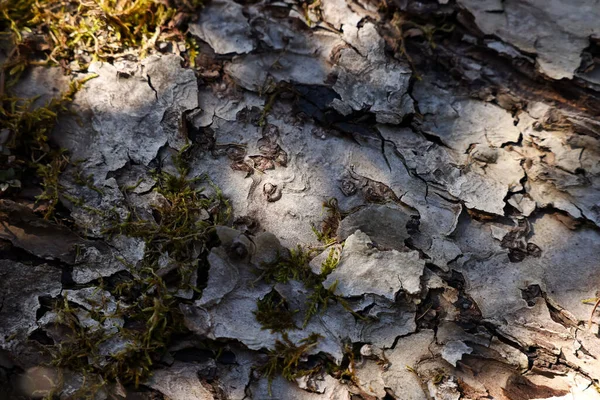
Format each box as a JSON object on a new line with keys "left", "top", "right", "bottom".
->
{"left": 106, "top": 147, "right": 230, "bottom": 263}
{"left": 48, "top": 147, "right": 231, "bottom": 391}
{"left": 1, "top": 0, "right": 201, "bottom": 74}
{"left": 254, "top": 214, "right": 360, "bottom": 333}
{"left": 319, "top": 246, "right": 341, "bottom": 277}
{"left": 0, "top": 73, "right": 97, "bottom": 218}
{"left": 258, "top": 89, "right": 279, "bottom": 127}
{"left": 35, "top": 150, "right": 69, "bottom": 219}
{"left": 50, "top": 279, "right": 184, "bottom": 392}
{"left": 254, "top": 290, "right": 299, "bottom": 333}
{"left": 259, "top": 332, "right": 323, "bottom": 394}
{"left": 71, "top": 161, "right": 104, "bottom": 195}
{"left": 303, "top": 281, "right": 339, "bottom": 328}
{"left": 259, "top": 245, "right": 316, "bottom": 285}
{"left": 256, "top": 200, "right": 356, "bottom": 329}
{"left": 303, "top": 280, "right": 367, "bottom": 328}
{"left": 51, "top": 294, "right": 105, "bottom": 373}
{"left": 300, "top": 244, "right": 344, "bottom": 326}
{"left": 0, "top": 0, "right": 225, "bottom": 395}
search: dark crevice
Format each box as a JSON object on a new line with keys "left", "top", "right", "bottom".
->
{"left": 521, "top": 284, "right": 543, "bottom": 307}
{"left": 542, "top": 295, "right": 580, "bottom": 329}
{"left": 0, "top": 240, "right": 68, "bottom": 270}
{"left": 146, "top": 74, "right": 159, "bottom": 101}
{"left": 500, "top": 132, "right": 523, "bottom": 148}
{"left": 28, "top": 328, "right": 54, "bottom": 346}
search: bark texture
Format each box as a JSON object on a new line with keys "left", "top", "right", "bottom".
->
{"left": 1, "top": 0, "right": 600, "bottom": 399}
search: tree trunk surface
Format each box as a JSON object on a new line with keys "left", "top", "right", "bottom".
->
{"left": 1, "top": 0, "right": 600, "bottom": 399}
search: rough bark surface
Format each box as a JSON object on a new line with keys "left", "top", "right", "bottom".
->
{"left": 2, "top": 0, "right": 600, "bottom": 399}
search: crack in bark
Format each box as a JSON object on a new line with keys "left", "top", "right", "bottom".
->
{"left": 146, "top": 73, "right": 159, "bottom": 101}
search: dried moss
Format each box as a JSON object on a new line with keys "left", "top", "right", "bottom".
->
{"left": 311, "top": 198, "right": 342, "bottom": 245}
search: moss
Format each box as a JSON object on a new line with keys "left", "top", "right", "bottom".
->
{"left": 51, "top": 294, "right": 106, "bottom": 373}
{"left": 260, "top": 197, "right": 343, "bottom": 284}
{"left": 35, "top": 149, "right": 69, "bottom": 219}
{"left": 311, "top": 198, "right": 342, "bottom": 245}
{"left": 254, "top": 208, "right": 361, "bottom": 332}
{"left": 259, "top": 332, "right": 323, "bottom": 394}
{"left": 259, "top": 245, "right": 316, "bottom": 285}
{"left": 326, "top": 342, "right": 357, "bottom": 383}
{"left": 0, "top": 73, "right": 97, "bottom": 218}
{"left": 319, "top": 245, "right": 341, "bottom": 277}
{"left": 48, "top": 147, "right": 231, "bottom": 391}
{"left": 106, "top": 147, "right": 231, "bottom": 263}
{"left": 0, "top": 0, "right": 229, "bottom": 395}
{"left": 258, "top": 89, "right": 280, "bottom": 127}
{"left": 50, "top": 281, "right": 184, "bottom": 392}
{"left": 303, "top": 281, "right": 339, "bottom": 328}
{"left": 71, "top": 161, "right": 104, "bottom": 195}
{"left": 256, "top": 200, "right": 357, "bottom": 329}
{"left": 0, "top": 0, "right": 201, "bottom": 220}
{"left": 254, "top": 290, "right": 299, "bottom": 333}
{"left": 1, "top": 0, "right": 201, "bottom": 74}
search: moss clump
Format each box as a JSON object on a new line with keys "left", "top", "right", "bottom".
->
{"left": 258, "top": 198, "right": 342, "bottom": 286}
{"left": 1, "top": 0, "right": 201, "bottom": 82}
{"left": 259, "top": 245, "right": 315, "bottom": 285}
{"left": 50, "top": 294, "right": 108, "bottom": 373}
{"left": 254, "top": 290, "right": 299, "bottom": 333}
{"left": 110, "top": 276, "right": 184, "bottom": 387}
{"left": 107, "top": 146, "right": 230, "bottom": 259}
{"left": 260, "top": 332, "right": 323, "bottom": 393}
{"left": 255, "top": 201, "right": 359, "bottom": 331}
{"left": 51, "top": 280, "right": 185, "bottom": 390}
